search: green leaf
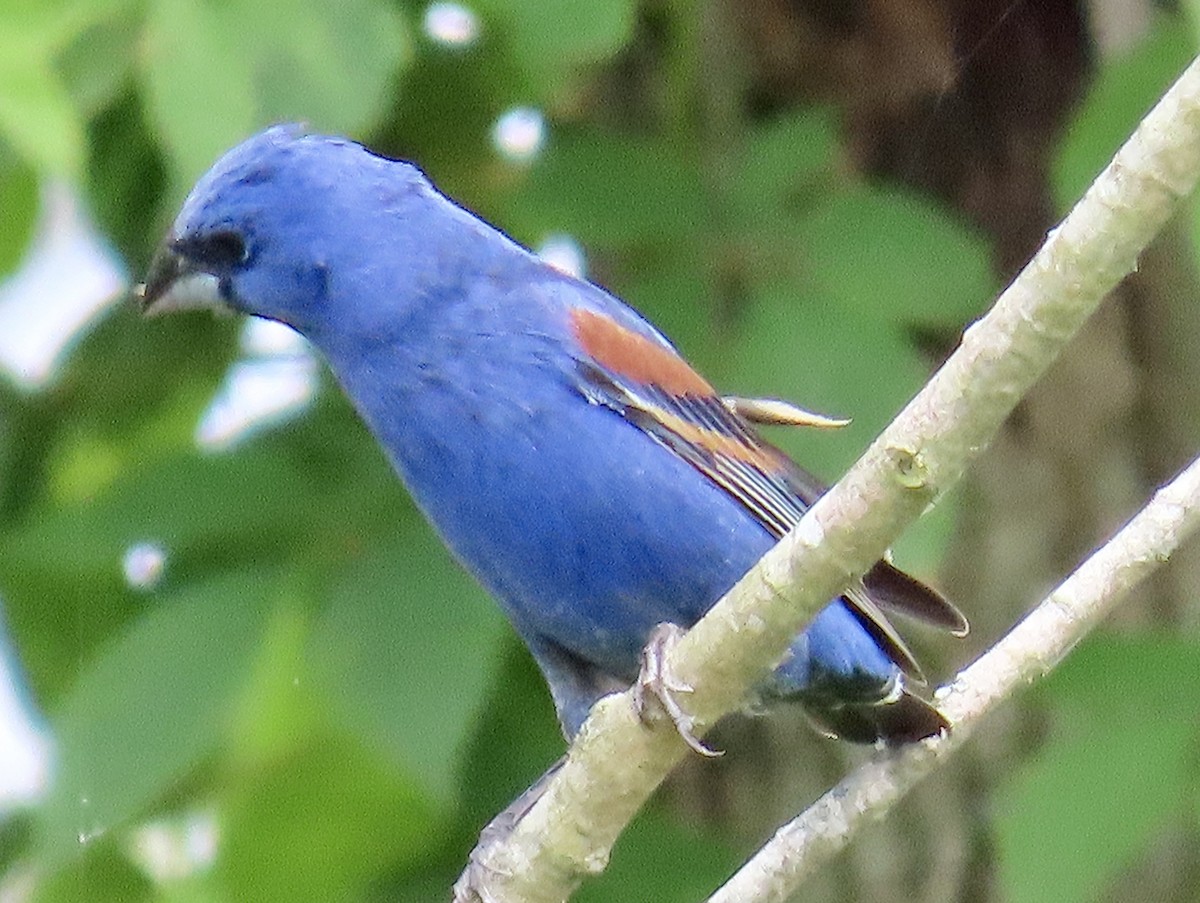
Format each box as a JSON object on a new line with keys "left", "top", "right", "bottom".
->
{"left": 1033, "top": 634, "right": 1200, "bottom": 718}
{"left": 511, "top": 130, "right": 706, "bottom": 246}
{"left": 715, "top": 182, "right": 992, "bottom": 479}
{"left": 456, "top": 637, "right": 563, "bottom": 827}
{"left": 0, "top": 0, "right": 130, "bottom": 176}
{"left": 747, "top": 109, "right": 839, "bottom": 178}
{"left": 4, "top": 448, "right": 326, "bottom": 578}
{"left": 140, "top": 0, "right": 259, "bottom": 185}
{"left": 219, "top": 731, "right": 441, "bottom": 902}
{"left": 0, "top": 154, "right": 38, "bottom": 274}
{"left": 85, "top": 92, "right": 170, "bottom": 265}
{"left": 0, "top": 0, "right": 130, "bottom": 54}
{"left": 721, "top": 277, "right": 929, "bottom": 481}
{"left": 476, "top": 0, "right": 634, "bottom": 88}
{"left": 234, "top": 0, "right": 410, "bottom": 134}
{"left": 734, "top": 110, "right": 840, "bottom": 218}
{"left": 309, "top": 514, "right": 507, "bottom": 804}
{"left": 799, "top": 184, "right": 995, "bottom": 328}
{"left": 58, "top": 12, "right": 139, "bottom": 118}
{"left": 1053, "top": 14, "right": 1194, "bottom": 206}
{"left": 996, "top": 635, "right": 1200, "bottom": 903}
{"left": 35, "top": 572, "right": 277, "bottom": 868}
{"left": 141, "top": 0, "right": 409, "bottom": 186}
{"left": 0, "top": 54, "right": 85, "bottom": 178}
{"left": 31, "top": 845, "right": 151, "bottom": 903}
{"left": 1, "top": 444, "right": 326, "bottom": 705}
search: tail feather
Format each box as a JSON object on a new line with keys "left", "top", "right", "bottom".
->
{"left": 864, "top": 561, "right": 969, "bottom": 636}
{"left": 804, "top": 687, "right": 949, "bottom": 746}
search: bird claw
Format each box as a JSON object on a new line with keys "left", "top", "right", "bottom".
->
{"left": 632, "top": 623, "right": 723, "bottom": 758}
{"left": 451, "top": 758, "right": 565, "bottom": 902}
{"left": 452, "top": 812, "right": 520, "bottom": 903}
{"left": 451, "top": 858, "right": 503, "bottom": 903}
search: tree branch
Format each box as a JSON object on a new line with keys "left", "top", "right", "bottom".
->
{"left": 707, "top": 450, "right": 1200, "bottom": 903}
{"left": 457, "top": 54, "right": 1200, "bottom": 903}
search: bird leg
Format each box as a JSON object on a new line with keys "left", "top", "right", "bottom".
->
{"left": 455, "top": 627, "right": 721, "bottom": 899}
{"left": 631, "top": 622, "right": 723, "bottom": 757}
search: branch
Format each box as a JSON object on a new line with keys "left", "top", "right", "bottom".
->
{"left": 458, "top": 54, "right": 1200, "bottom": 903}
{"left": 707, "top": 451, "right": 1200, "bottom": 903}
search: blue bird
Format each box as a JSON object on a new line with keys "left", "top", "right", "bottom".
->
{"left": 140, "top": 126, "right": 966, "bottom": 749}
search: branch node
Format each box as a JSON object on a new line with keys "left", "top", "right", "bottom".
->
{"left": 885, "top": 444, "right": 933, "bottom": 491}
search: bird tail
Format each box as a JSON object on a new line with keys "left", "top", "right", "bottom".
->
{"left": 863, "top": 561, "right": 969, "bottom": 635}
{"left": 802, "top": 684, "right": 949, "bottom": 746}
{"left": 761, "top": 601, "right": 952, "bottom": 746}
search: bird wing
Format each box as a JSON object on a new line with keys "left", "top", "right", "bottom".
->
{"left": 569, "top": 307, "right": 809, "bottom": 537}
{"left": 567, "top": 307, "right": 966, "bottom": 676}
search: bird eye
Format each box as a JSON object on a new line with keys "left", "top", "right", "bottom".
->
{"left": 176, "top": 230, "right": 249, "bottom": 271}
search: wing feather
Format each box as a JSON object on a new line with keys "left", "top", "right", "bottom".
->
{"left": 569, "top": 308, "right": 966, "bottom": 677}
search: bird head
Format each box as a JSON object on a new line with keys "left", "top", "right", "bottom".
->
{"left": 137, "top": 125, "right": 437, "bottom": 340}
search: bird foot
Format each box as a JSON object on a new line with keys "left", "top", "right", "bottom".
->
{"left": 452, "top": 864, "right": 499, "bottom": 903}
{"left": 632, "top": 623, "right": 722, "bottom": 757}
{"left": 451, "top": 758, "right": 564, "bottom": 902}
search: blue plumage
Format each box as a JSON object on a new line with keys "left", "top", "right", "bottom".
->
{"left": 141, "top": 126, "right": 964, "bottom": 745}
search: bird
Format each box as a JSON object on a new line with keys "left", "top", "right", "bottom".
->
{"left": 138, "top": 125, "right": 967, "bottom": 751}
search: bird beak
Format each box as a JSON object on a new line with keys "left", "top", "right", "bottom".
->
{"left": 136, "top": 242, "right": 226, "bottom": 318}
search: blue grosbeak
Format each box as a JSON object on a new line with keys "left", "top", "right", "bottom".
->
{"left": 140, "top": 126, "right": 966, "bottom": 748}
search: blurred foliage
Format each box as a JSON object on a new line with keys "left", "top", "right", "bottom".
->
{"left": 996, "top": 635, "right": 1200, "bottom": 903}
{"left": 0, "top": 2, "right": 1196, "bottom": 901}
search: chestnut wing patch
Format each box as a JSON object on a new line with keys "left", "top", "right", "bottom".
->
{"left": 570, "top": 308, "right": 712, "bottom": 395}
{"left": 570, "top": 308, "right": 807, "bottom": 538}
